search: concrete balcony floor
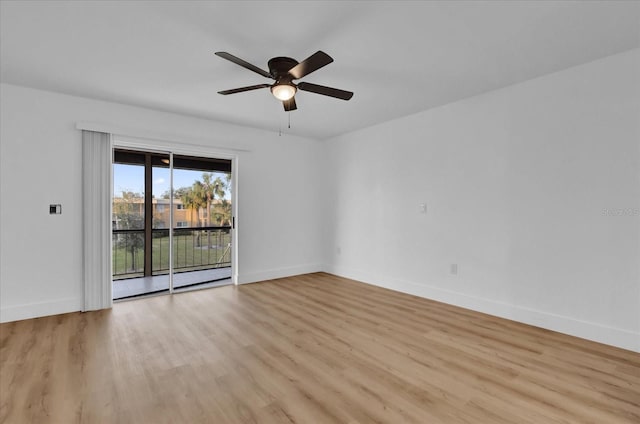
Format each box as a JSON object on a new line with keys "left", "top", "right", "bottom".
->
{"left": 113, "top": 267, "right": 232, "bottom": 300}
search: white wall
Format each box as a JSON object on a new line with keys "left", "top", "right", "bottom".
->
{"left": 324, "top": 49, "right": 640, "bottom": 352}
{"left": 0, "top": 83, "right": 324, "bottom": 322}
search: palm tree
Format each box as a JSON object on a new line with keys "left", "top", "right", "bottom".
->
{"left": 213, "top": 176, "right": 226, "bottom": 200}
{"left": 212, "top": 176, "right": 228, "bottom": 224}
{"left": 177, "top": 187, "right": 201, "bottom": 227}
{"left": 178, "top": 186, "right": 204, "bottom": 246}
{"left": 199, "top": 173, "right": 233, "bottom": 243}
{"left": 199, "top": 173, "right": 215, "bottom": 226}
{"left": 194, "top": 173, "right": 221, "bottom": 247}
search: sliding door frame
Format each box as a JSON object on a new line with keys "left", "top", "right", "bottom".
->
{"left": 112, "top": 136, "right": 239, "bottom": 288}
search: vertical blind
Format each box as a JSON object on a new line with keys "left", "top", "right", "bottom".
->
{"left": 82, "top": 130, "right": 113, "bottom": 310}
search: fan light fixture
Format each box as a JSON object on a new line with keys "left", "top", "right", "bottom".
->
{"left": 215, "top": 51, "right": 353, "bottom": 112}
{"left": 271, "top": 83, "right": 296, "bottom": 101}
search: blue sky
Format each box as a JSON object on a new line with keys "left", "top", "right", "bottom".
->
{"left": 113, "top": 164, "right": 230, "bottom": 199}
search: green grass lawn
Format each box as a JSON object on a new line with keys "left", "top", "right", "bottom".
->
{"left": 113, "top": 231, "right": 231, "bottom": 279}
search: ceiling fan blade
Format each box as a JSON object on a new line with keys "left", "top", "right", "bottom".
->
{"left": 297, "top": 82, "right": 353, "bottom": 100}
{"left": 288, "top": 51, "right": 333, "bottom": 80}
{"left": 283, "top": 97, "right": 297, "bottom": 111}
{"left": 218, "top": 84, "right": 270, "bottom": 95}
{"left": 215, "top": 52, "right": 273, "bottom": 79}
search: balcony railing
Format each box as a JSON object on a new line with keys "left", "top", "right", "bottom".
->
{"left": 112, "top": 226, "right": 231, "bottom": 279}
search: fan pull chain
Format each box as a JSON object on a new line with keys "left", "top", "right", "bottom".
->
{"left": 288, "top": 112, "right": 291, "bottom": 129}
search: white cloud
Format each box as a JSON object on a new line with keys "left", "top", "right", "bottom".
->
{"left": 153, "top": 178, "right": 165, "bottom": 184}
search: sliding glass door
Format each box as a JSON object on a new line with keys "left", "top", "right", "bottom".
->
{"left": 171, "top": 157, "right": 232, "bottom": 292}
{"left": 112, "top": 148, "right": 233, "bottom": 300}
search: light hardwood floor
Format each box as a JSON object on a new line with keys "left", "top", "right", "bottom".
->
{"left": 1, "top": 273, "right": 639, "bottom": 423}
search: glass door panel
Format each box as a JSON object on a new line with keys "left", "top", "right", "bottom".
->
{"left": 112, "top": 150, "right": 171, "bottom": 299}
{"left": 112, "top": 161, "right": 145, "bottom": 281}
{"left": 172, "top": 159, "right": 232, "bottom": 291}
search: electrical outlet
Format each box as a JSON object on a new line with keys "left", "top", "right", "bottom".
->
{"left": 450, "top": 264, "right": 458, "bottom": 275}
{"left": 49, "top": 204, "right": 62, "bottom": 215}
{"left": 336, "top": 247, "right": 341, "bottom": 255}
{"left": 420, "top": 203, "right": 427, "bottom": 214}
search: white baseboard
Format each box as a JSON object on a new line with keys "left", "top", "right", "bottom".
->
{"left": 4, "top": 266, "right": 637, "bottom": 353}
{"left": 323, "top": 264, "right": 640, "bottom": 353}
{"left": 0, "top": 297, "right": 83, "bottom": 323}
{"left": 238, "top": 264, "right": 323, "bottom": 285}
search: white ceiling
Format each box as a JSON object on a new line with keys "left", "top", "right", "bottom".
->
{"left": 1, "top": 1, "right": 639, "bottom": 139}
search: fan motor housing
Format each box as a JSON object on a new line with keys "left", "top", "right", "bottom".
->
{"left": 268, "top": 57, "right": 299, "bottom": 79}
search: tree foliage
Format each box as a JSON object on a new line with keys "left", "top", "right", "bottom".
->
{"left": 113, "top": 191, "right": 144, "bottom": 271}
{"left": 175, "top": 172, "right": 231, "bottom": 227}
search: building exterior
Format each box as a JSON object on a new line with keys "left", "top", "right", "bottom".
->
{"left": 112, "top": 197, "right": 230, "bottom": 229}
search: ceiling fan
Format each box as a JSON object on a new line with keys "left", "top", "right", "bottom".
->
{"left": 214, "top": 50, "right": 353, "bottom": 111}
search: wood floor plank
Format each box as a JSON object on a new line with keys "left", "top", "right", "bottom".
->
{"left": 1, "top": 272, "right": 639, "bottom": 423}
